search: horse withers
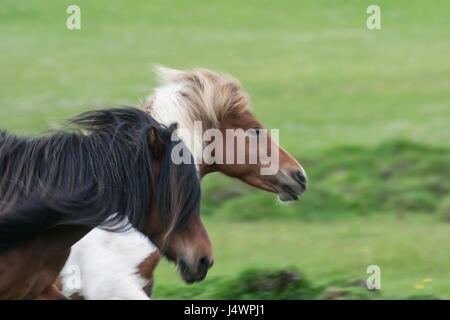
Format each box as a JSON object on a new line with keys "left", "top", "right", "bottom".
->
{"left": 0, "top": 108, "right": 212, "bottom": 299}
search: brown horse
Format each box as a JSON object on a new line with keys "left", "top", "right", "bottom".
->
{"left": 139, "top": 66, "right": 307, "bottom": 290}
{"left": 59, "top": 67, "right": 306, "bottom": 299}
{"left": 0, "top": 108, "right": 212, "bottom": 299}
{"left": 147, "top": 66, "right": 307, "bottom": 199}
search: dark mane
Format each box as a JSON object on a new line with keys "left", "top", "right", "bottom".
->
{"left": 0, "top": 107, "right": 200, "bottom": 252}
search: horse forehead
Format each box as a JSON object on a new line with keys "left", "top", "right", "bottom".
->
{"left": 220, "top": 111, "right": 262, "bottom": 130}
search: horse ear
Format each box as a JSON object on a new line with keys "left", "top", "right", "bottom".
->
{"left": 148, "top": 127, "right": 165, "bottom": 157}
{"left": 154, "top": 65, "right": 188, "bottom": 84}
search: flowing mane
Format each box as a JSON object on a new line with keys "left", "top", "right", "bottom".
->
{"left": 0, "top": 108, "right": 200, "bottom": 252}
{"left": 144, "top": 66, "right": 251, "bottom": 162}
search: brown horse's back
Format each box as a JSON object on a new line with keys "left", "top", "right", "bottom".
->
{"left": 0, "top": 245, "right": 69, "bottom": 299}
{"left": 0, "top": 225, "right": 90, "bottom": 299}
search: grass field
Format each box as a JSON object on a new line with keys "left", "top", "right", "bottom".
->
{"left": 1, "top": 1, "right": 449, "bottom": 299}
{"left": 153, "top": 216, "right": 450, "bottom": 299}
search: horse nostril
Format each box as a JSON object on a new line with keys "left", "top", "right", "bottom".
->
{"left": 294, "top": 170, "right": 307, "bottom": 188}
{"left": 198, "top": 256, "right": 209, "bottom": 267}
{"left": 179, "top": 259, "right": 188, "bottom": 272}
{"left": 198, "top": 256, "right": 210, "bottom": 271}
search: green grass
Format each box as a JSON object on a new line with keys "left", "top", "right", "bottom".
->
{"left": 1, "top": 1, "right": 449, "bottom": 153}
{"left": 1, "top": 0, "right": 449, "bottom": 299}
{"left": 157, "top": 141, "right": 450, "bottom": 299}
{"left": 153, "top": 215, "right": 450, "bottom": 299}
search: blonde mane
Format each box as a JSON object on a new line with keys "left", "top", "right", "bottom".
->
{"left": 144, "top": 65, "right": 251, "bottom": 163}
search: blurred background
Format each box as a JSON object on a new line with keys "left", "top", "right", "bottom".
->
{"left": 1, "top": 0, "right": 449, "bottom": 299}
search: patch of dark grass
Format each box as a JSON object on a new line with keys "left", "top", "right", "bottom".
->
{"left": 154, "top": 267, "right": 382, "bottom": 300}
{"left": 155, "top": 266, "right": 441, "bottom": 300}
{"left": 437, "top": 196, "right": 450, "bottom": 222}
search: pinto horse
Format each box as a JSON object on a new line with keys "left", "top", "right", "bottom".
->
{"left": 0, "top": 108, "right": 212, "bottom": 299}
{"left": 60, "top": 66, "right": 307, "bottom": 299}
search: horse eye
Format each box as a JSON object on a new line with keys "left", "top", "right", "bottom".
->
{"left": 252, "top": 127, "right": 261, "bottom": 136}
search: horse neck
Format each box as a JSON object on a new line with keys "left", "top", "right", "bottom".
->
{"left": 27, "top": 225, "right": 92, "bottom": 253}
{"left": 148, "top": 84, "right": 220, "bottom": 166}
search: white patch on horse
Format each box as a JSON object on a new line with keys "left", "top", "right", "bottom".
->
{"left": 61, "top": 225, "right": 156, "bottom": 300}
{"left": 61, "top": 65, "right": 251, "bottom": 299}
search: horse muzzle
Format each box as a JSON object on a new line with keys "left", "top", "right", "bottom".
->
{"left": 178, "top": 255, "right": 213, "bottom": 284}
{"left": 277, "top": 169, "right": 307, "bottom": 201}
